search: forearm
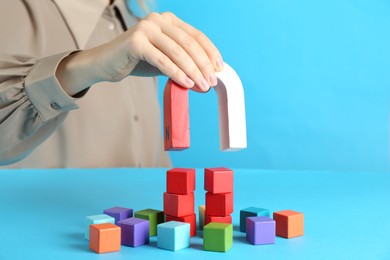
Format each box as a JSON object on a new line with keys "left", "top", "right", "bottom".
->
{"left": 55, "top": 37, "right": 135, "bottom": 96}
{"left": 55, "top": 49, "right": 102, "bottom": 97}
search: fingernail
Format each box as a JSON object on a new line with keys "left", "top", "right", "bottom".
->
{"left": 185, "top": 77, "right": 195, "bottom": 88}
{"left": 209, "top": 73, "right": 217, "bottom": 86}
{"left": 215, "top": 59, "right": 224, "bottom": 71}
{"left": 200, "top": 77, "right": 209, "bottom": 91}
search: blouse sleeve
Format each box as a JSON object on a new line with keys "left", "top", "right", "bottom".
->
{"left": 0, "top": 1, "right": 80, "bottom": 165}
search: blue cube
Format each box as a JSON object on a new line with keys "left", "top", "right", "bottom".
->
{"left": 240, "top": 207, "right": 270, "bottom": 232}
{"left": 157, "top": 221, "right": 190, "bottom": 251}
{"left": 84, "top": 214, "right": 115, "bottom": 240}
{"left": 246, "top": 216, "right": 275, "bottom": 245}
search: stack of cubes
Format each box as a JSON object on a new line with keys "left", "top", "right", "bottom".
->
{"left": 163, "top": 168, "right": 196, "bottom": 237}
{"left": 204, "top": 168, "right": 233, "bottom": 225}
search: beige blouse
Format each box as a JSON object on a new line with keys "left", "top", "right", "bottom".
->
{"left": 0, "top": 0, "right": 171, "bottom": 168}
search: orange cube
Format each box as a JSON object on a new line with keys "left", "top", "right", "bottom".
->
{"left": 89, "top": 223, "right": 121, "bottom": 253}
{"left": 273, "top": 210, "right": 304, "bottom": 238}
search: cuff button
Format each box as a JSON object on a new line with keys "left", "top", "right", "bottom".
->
{"left": 50, "top": 102, "right": 61, "bottom": 110}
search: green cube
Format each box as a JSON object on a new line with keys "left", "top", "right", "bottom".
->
{"left": 134, "top": 208, "right": 164, "bottom": 236}
{"left": 203, "top": 222, "right": 233, "bottom": 252}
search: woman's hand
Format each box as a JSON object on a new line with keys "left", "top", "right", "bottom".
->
{"left": 57, "top": 12, "right": 223, "bottom": 95}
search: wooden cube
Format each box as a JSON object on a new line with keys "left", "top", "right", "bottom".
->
{"left": 157, "top": 221, "right": 190, "bottom": 251}
{"left": 85, "top": 214, "right": 115, "bottom": 240}
{"left": 205, "top": 214, "right": 232, "bottom": 226}
{"left": 199, "top": 205, "right": 205, "bottom": 229}
{"left": 134, "top": 209, "right": 164, "bottom": 236}
{"left": 240, "top": 207, "right": 270, "bottom": 232}
{"left": 204, "top": 168, "right": 233, "bottom": 194}
{"left": 246, "top": 216, "right": 275, "bottom": 245}
{"left": 165, "top": 213, "right": 196, "bottom": 237}
{"left": 117, "top": 217, "right": 149, "bottom": 247}
{"left": 89, "top": 223, "right": 121, "bottom": 254}
{"left": 103, "top": 207, "right": 133, "bottom": 224}
{"left": 166, "top": 168, "right": 195, "bottom": 194}
{"left": 203, "top": 222, "right": 233, "bottom": 252}
{"left": 164, "top": 192, "right": 194, "bottom": 217}
{"left": 205, "top": 192, "right": 233, "bottom": 216}
{"left": 273, "top": 210, "right": 304, "bottom": 238}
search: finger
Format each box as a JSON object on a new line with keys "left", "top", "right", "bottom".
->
{"left": 146, "top": 12, "right": 216, "bottom": 86}
{"left": 161, "top": 12, "right": 224, "bottom": 72}
{"left": 141, "top": 42, "right": 195, "bottom": 89}
{"left": 191, "top": 84, "right": 211, "bottom": 93}
{"left": 160, "top": 21, "right": 218, "bottom": 87}
{"left": 149, "top": 31, "right": 210, "bottom": 91}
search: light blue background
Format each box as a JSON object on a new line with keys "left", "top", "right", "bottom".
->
{"left": 152, "top": 1, "right": 390, "bottom": 172}
{"left": 1, "top": 168, "right": 389, "bottom": 259}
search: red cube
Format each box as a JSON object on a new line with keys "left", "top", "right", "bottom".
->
{"left": 166, "top": 168, "right": 195, "bottom": 194}
{"left": 205, "top": 192, "right": 233, "bottom": 216}
{"left": 165, "top": 213, "right": 197, "bottom": 237}
{"left": 204, "top": 168, "right": 233, "bottom": 194}
{"left": 164, "top": 192, "right": 194, "bottom": 217}
{"left": 205, "top": 214, "right": 232, "bottom": 226}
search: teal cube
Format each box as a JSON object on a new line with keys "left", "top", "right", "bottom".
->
{"left": 203, "top": 222, "right": 233, "bottom": 252}
{"left": 240, "top": 207, "right": 270, "bottom": 232}
{"left": 157, "top": 221, "right": 190, "bottom": 251}
{"left": 84, "top": 214, "right": 115, "bottom": 240}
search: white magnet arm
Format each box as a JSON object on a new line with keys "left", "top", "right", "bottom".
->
{"left": 214, "top": 62, "right": 247, "bottom": 151}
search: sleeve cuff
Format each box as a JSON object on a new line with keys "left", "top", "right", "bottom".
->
{"left": 24, "top": 51, "right": 80, "bottom": 122}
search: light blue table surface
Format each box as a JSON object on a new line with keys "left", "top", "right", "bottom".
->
{"left": 0, "top": 168, "right": 389, "bottom": 259}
